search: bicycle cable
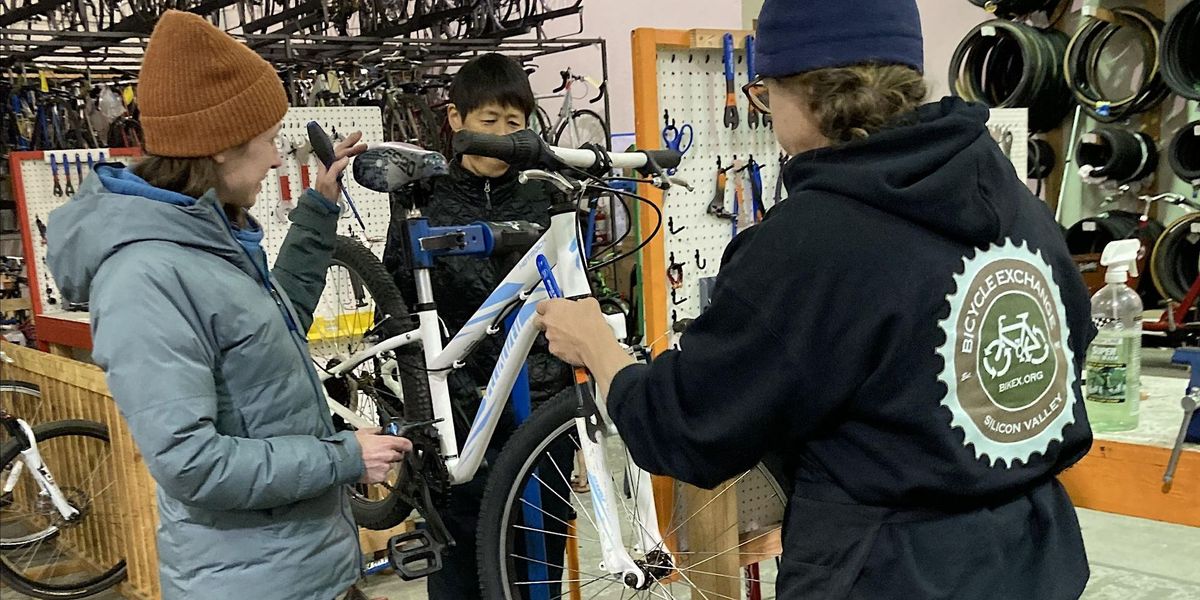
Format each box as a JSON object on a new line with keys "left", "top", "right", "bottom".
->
{"left": 1064, "top": 6, "right": 1170, "bottom": 122}
{"left": 588, "top": 187, "right": 664, "bottom": 272}
{"left": 949, "top": 18, "right": 1073, "bottom": 132}
{"left": 1161, "top": 0, "right": 1200, "bottom": 101}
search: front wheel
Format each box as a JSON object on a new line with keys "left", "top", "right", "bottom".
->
{"left": 0, "top": 418, "right": 128, "bottom": 599}
{"left": 476, "top": 387, "right": 788, "bottom": 599}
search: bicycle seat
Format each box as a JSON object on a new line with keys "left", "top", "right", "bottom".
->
{"left": 352, "top": 142, "right": 450, "bottom": 193}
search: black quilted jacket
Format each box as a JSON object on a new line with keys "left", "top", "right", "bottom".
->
{"left": 383, "top": 161, "right": 572, "bottom": 430}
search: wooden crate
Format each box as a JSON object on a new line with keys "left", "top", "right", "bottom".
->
{"left": 1, "top": 341, "right": 160, "bottom": 600}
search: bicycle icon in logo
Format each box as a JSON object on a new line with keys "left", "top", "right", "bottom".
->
{"left": 982, "top": 312, "right": 1051, "bottom": 379}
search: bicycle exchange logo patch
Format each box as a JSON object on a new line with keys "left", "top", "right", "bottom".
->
{"left": 936, "top": 240, "right": 1078, "bottom": 467}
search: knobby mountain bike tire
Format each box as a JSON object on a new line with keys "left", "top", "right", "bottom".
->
{"left": 325, "top": 236, "right": 431, "bottom": 529}
{"left": 476, "top": 387, "right": 790, "bottom": 599}
{"left": 0, "top": 417, "right": 128, "bottom": 600}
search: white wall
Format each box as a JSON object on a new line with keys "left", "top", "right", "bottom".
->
{"left": 527, "top": 2, "right": 743, "bottom": 144}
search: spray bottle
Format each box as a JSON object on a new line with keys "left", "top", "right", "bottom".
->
{"left": 1085, "top": 239, "right": 1143, "bottom": 432}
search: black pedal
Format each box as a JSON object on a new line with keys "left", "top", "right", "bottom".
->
{"left": 387, "top": 528, "right": 446, "bottom": 580}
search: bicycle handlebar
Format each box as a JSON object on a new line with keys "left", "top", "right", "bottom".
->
{"left": 452, "top": 129, "right": 682, "bottom": 172}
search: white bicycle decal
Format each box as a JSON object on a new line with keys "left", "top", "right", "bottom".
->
{"left": 982, "top": 312, "right": 1050, "bottom": 378}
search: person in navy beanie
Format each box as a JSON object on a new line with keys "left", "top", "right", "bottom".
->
{"left": 537, "top": 0, "right": 1094, "bottom": 598}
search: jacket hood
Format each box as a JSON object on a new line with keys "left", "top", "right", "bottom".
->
{"left": 783, "top": 97, "right": 1015, "bottom": 247}
{"left": 46, "top": 164, "right": 255, "bottom": 303}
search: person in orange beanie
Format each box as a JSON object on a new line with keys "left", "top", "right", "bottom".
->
{"left": 46, "top": 11, "right": 408, "bottom": 600}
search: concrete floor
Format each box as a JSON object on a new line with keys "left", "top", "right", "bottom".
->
{"left": 3, "top": 508, "right": 1194, "bottom": 599}
{"left": 350, "top": 508, "right": 1200, "bottom": 599}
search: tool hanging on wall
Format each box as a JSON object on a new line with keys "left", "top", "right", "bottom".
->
{"left": 748, "top": 156, "right": 764, "bottom": 221}
{"left": 275, "top": 137, "right": 297, "bottom": 223}
{"left": 74, "top": 152, "right": 84, "bottom": 188}
{"left": 774, "top": 152, "right": 788, "bottom": 206}
{"left": 707, "top": 156, "right": 735, "bottom": 222}
{"left": 722, "top": 33, "right": 740, "bottom": 130}
{"left": 661, "top": 110, "right": 694, "bottom": 175}
{"left": 667, "top": 252, "right": 685, "bottom": 290}
{"left": 732, "top": 156, "right": 748, "bottom": 236}
{"left": 62, "top": 154, "right": 75, "bottom": 197}
{"left": 745, "top": 35, "right": 760, "bottom": 130}
{"left": 49, "top": 154, "right": 63, "bottom": 197}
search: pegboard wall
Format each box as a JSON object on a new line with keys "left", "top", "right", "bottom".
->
{"left": 14, "top": 106, "right": 389, "bottom": 320}
{"left": 655, "top": 46, "right": 785, "bottom": 324}
{"left": 653, "top": 43, "right": 1030, "bottom": 325}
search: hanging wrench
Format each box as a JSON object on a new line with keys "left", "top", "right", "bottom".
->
{"left": 63, "top": 154, "right": 76, "bottom": 197}
{"left": 50, "top": 155, "right": 64, "bottom": 197}
{"left": 706, "top": 157, "right": 734, "bottom": 222}
{"left": 722, "top": 33, "right": 740, "bottom": 130}
{"left": 746, "top": 35, "right": 760, "bottom": 130}
{"left": 75, "top": 152, "right": 84, "bottom": 185}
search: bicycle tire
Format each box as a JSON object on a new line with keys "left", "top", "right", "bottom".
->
{"left": 530, "top": 105, "right": 553, "bottom": 143}
{"left": 325, "top": 236, "right": 431, "bottom": 530}
{"left": 0, "top": 419, "right": 128, "bottom": 600}
{"left": 476, "top": 387, "right": 788, "bottom": 599}
{"left": 1150, "top": 212, "right": 1200, "bottom": 304}
{"left": 553, "top": 108, "right": 609, "bottom": 150}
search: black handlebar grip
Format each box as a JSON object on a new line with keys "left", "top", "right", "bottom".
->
{"left": 307, "top": 121, "right": 337, "bottom": 168}
{"left": 642, "top": 149, "right": 682, "bottom": 170}
{"left": 452, "top": 129, "right": 546, "bottom": 168}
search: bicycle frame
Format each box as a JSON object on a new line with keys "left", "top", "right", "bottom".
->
{"left": 319, "top": 193, "right": 670, "bottom": 585}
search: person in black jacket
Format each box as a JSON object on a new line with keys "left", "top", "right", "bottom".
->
{"left": 537, "top": 1, "right": 1095, "bottom": 598}
{"left": 382, "top": 53, "right": 573, "bottom": 600}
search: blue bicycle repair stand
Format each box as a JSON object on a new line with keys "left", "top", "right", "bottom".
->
{"left": 508, "top": 312, "right": 552, "bottom": 600}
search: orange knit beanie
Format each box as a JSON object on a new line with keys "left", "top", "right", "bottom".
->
{"left": 138, "top": 10, "right": 288, "bottom": 157}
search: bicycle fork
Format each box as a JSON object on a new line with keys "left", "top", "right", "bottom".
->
{"left": 573, "top": 384, "right": 672, "bottom": 589}
{"left": 0, "top": 417, "right": 79, "bottom": 522}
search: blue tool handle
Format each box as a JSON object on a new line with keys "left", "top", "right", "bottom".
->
{"left": 536, "top": 255, "right": 562, "bottom": 299}
{"left": 50, "top": 154, "right": 58, "bottom": 173}
{"left": 723, "top": 33, "right": 735, "bottom": 80}
{"left": 746, "top": 35, "right": 757, "bottom": 80}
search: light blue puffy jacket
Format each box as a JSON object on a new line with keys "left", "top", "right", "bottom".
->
{"left": 47, "top": 165, "right": 364, "bottom": 600}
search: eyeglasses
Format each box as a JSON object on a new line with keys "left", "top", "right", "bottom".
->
{"left": 742, "top": 76, "right": 770, "bottom": 115}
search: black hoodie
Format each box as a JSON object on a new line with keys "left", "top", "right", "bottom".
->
{"left": 610, "top": 98, "right": 1094, "bottom": 599}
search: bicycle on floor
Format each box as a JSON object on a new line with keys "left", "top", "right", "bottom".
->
{"left": 0, "top": 352, "right": 126, "bottom": 599}
{"left": 311, "top": 128, "right": 789, "bottom": 598}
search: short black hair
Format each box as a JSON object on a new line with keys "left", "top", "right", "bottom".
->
{"left": 449, "top": 53, "right": 536, "bottom": 119}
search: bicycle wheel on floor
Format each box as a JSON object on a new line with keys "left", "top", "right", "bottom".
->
{"left": 553, "top": 109, "right": 609, "bottom": 150}
{"left": 312, "top": 236, "right": 431, "bottom": 530}
{"left": 476, "top": 387, "right": 788, "bottom": 599}
{"left": 0, "top": 415, "right": 128, "bottom": 600}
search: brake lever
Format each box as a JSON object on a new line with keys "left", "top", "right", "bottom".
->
{"left": 654, "top": 175, "right": 693, "bottom": 192}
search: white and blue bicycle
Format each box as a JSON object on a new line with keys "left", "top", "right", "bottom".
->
{"left": 311, "top": 127, "right": 789, "bottom": 599}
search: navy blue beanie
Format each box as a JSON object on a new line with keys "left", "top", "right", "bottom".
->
{"left": 755, "top": 0, "right": 925, "bottom": 78}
